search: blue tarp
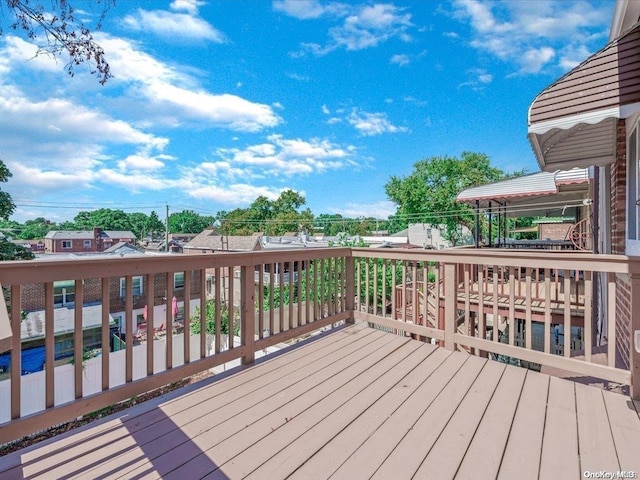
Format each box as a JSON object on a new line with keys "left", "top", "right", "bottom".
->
{"left": 0, "top": 346, "right": 46, "bottom": 375}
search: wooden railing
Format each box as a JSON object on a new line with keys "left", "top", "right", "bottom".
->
{"left": 0, "top": 247, "right": 639, "bottom": 445}
{"left": 0, "top": 249, "right": 352, "bottom": 444}
{"left": 351, "top": 248, "right": 640, "bottom": 393}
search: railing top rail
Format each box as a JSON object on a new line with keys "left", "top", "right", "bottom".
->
{"left": 0, "top": 248, "right": 352, "bottom": 285}
{"left": 1, "top": 245, "right": 638, "bottom": 285}
{"left": 350, "top": 247, "right": 638, "bottom": 274}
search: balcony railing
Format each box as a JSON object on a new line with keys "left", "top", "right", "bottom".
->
{"left": 0, "top": 247, "right": 638, "bottom": 445}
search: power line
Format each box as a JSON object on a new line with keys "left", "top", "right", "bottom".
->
{"left": 10, "top": 196, "right": 588, "bottom": 228}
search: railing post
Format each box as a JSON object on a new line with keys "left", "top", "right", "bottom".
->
{"left": 630, "top": 272, "right": 640, "bottom": 400}
{"left": 0, "top": 283, "right": 11, "bottom": 353}
{"left": 345, "top": 255, "right": 355, "bottom": 324}
{"left": 241, "top": 265, "right": 256, "bottom": 365}
{"left": 444, "top": 262, "right": 457, "bottom": 350}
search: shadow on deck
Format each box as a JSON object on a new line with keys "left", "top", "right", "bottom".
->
{"left": 1, "top": 323, "right": 639, "bottom": 479}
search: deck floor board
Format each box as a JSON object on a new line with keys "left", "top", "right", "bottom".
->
{"left": 1, "top": 323, "right": 639, "bottom": 480}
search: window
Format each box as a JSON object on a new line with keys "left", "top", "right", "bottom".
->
{"left": 174, "top": 272, "right": 185, "bottom": 289}
{"left": 53, "top": 280, "right": 75, "bottom": 306}
{"left": 83, "top": 240, "right": 92, "bottom": 249}
{"left": 120, "top": 276, "right": 143, "bottom": 297}
{"left": 61, "top": 240, "right": 72, "bottom": 249}
{"left": 627, "top": 119, "right": 640, "bottom": 255}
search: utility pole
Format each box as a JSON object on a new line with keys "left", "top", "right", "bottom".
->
{"left": 165, "top": 204, "right": 169, "bottom": 252}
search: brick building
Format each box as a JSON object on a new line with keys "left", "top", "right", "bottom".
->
{"left": 44, "top": 228, "right": 136, "bottom": 253}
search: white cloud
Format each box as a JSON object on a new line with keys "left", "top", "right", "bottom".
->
{"left": 519, "top": 47, "right": 556, "bottom": 74}
{"left": 286, "top": 72, "right": 310, "bottom": 81}
{"left": 118, "top": 154, "right": 169, "bottom": 171}
{"left": 347, "top": 109, "right": 409, "bottom": 136}
{"left": 0, "top": 75, "right": 168, "bottom": 178}
{"left": 122, "top": 8, "right": 225, "bottom": 42}
{"left": 96, "top": 169, "right": 175, "bottom": 192}
{"left": 458, "top": 68, "right": 493, "bottom": 90}
{"left": 146, "top": 83, "right": 281, "bottom": 132}
{"left": 452, "top": 0, "right": 610, "bottom": 74}
{"left": 403, "top": 96, "right": 428, "bottom": 106}
{"left": 321, "top": 104, "right": 331, "bottom": 114}
{"left": 189, "top": 183, "right": 286, "bottom": 204}
{"left": 273, "top": 0, "right": 328, "bottom": 19}
{"left": 283, "top": 2, "right": 414, "bottom": 56}
{"left": 95, "top": 35, "right": 281, "bottom": 131}
{"left": 332, "top": 4, "right": 413, "bottom": 50}
{"left": 170, "top": 0, "right": 205, "bottom": 16}
{"left": 214, "top": 134, "right": 354, "bottom": 177}
{"left": 9, "top": 163, "right": 96, "bottom": 190}
{"left": 331, "top": 200, "right": 396, "bottom": 219}
{"left": 390, "top": 54, "right": 410, "bottom": 66}
{"left": 558, "top": 44, "right": 592, "bottom": 70}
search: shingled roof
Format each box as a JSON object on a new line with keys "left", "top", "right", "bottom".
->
{"left": 183, "top": 230, "right": 263, "bottom": 252}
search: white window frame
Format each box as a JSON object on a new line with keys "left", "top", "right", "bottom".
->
{"left": 53, "top": 280, "right": 75, "bottom": 306}
{"left": 120, "top": 276, "right": 144, "bottom": 297}
{"left": 61, "top": 240, "right": 72, "bottom": 249}
{"left": 627, "top": 114, "right": 640, "bottom": 255}
{"left": 174, "top": 272, "right": 185, "bottom": 289}
{"left": 83, "top": 239, "right": 92, "bottom": 249}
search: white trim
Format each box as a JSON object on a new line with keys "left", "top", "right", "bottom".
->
{"left": 626, "top": 118, "right": 640, "bottom": 253}
{"left": 610, "top": 1, "right": 640, "bottom": 40}
{"left": 610, "top": 0, "right": 630, "bottom": 40}
{"left": 528, "top": 102, "right": 640, "bottom": 135}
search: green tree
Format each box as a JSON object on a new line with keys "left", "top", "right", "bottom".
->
{"left": 219, "top": 189, "right": 314, "bottom": 236}
{"left": 56, "top": 220, "right": 79, "bottom": 230}
{"left": 127, "top": 211, "right": 165, "bottom": 240}
{"left": 190, "top": 301, "right": 239, "bottom": 336}
{"left": 0, "top": 161, "right": 15, "bottom": 219}
{"left": 147, "top": 211, "right": 164, "bottom": 237}
{"left": 168, "top": 210, "right": 213, "bottom": 234}
{"left": 385, "top": 152, "right": 504, "bottom": 245}
{"left": 18, "top": 217, "right": 52, "bottom": 239}
{"left": 73, "top": 208, "right": 132, "bottom": 231}
{"left": 0, "top": 159, "right": 34, "bottom": 260}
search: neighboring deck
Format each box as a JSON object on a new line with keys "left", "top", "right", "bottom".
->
{"left": 1, "top": 323, "right": 640, "bottom": 480}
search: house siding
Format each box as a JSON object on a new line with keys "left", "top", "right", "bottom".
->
{"left": 529, "top": 24, "right": 640, "bottom": 124}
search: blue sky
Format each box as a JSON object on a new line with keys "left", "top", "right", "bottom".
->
{"left": 0, "top": 0, "right": 614, "bottom": 223}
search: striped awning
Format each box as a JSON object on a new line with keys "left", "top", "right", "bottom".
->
{"left": 456, "top": 168, "right": 590, "bottom": 217}
{"left": 528, "top": 22, "right": 640, "bottom": 171}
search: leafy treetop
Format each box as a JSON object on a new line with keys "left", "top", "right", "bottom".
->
{"left": 385, "top": 152, "right": 505, "bottom": 245}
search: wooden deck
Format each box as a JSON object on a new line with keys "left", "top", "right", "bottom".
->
{"left": 1, "top": 323, "right": 639, "bottom": 479}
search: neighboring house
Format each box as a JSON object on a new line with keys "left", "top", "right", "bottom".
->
{"left": 19, "top": 250, "right": 202, "bottom": 341}
{"left": 182, "top": 229, "right": 263, "bottom": 254}
{"left": 142, "top": 239, "right": 183, "bottom": 253}
{"left": 183, "top": 230, "right": 264, "bottom": 303}
{"left": 169, "top": 233, "right": 199, "bottom": 243}
{"left": 407, "top": 223, "right": 473, "bottom": 249}
{"left": 527, "top": 1, "right": 640, "bottom": 369}
{"left": 44, "top": 228, "right": 136, "bottom": 253}
{"left": 11, "top": 239, "right": 45, "bottom": 253}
